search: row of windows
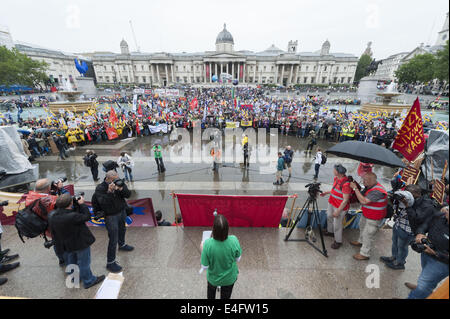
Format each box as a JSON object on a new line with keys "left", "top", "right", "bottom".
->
{"left": 97, "top": 75, "right": 353, "bottom": 84}
{"left": 99, "top": 64, "right": 354, "bottom": 73}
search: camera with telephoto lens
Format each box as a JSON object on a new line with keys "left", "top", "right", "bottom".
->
{"left": 50, "top": 177, "right": 68, "bottom": 194}
{"left": 305, "top": 182, "right": 322, "bottom": 198}
{"left": 72, "top": 192, "right": 85, "bottom": 210}
{"left": 113, "top": 178, "right": 125, "bottom": 188}
{"left": 411, "top": 238, "right": 435, "bottom": 254}
{"left": 0, "top": 200, "right": 8, "bottom": 206}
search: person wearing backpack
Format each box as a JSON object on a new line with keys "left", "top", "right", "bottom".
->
{"left": 274, "top": 152, "right": 285, "bottom": 185}
{"left": 84, "top": 150, "right": 99, "bottom": 182}
{"left": 283, "top": 146, "right": 294, "bottom": 177}
{"left": 23, "top": 179, "right": 65, "bottom": 265}
{"left": 320, "top": 164, "right": 352, "bottom": 249}
{"left": 313, "top": 147, "right": 323, "bottom": 180}
{"left": 48, "top": 194, "right": 105, "bottom": 289}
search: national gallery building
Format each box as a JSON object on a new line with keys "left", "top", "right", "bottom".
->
{"left": 91, "top": 24, "right": 359, "bottom": 87}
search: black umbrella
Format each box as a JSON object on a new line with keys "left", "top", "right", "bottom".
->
{"left": 326, "top": 141, "right": 406, "bottom": 168}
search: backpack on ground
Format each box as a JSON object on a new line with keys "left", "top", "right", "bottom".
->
{"left": 321, "top": 154, "right": 327, "bottom": 165}
{"left": 14, "top": 199, "right": 48, "bottom": 243}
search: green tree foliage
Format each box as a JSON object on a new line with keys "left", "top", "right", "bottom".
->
{"left": 0, "top": 46, "right": 49, "bottom": 87}
{"left": 395, "top": 53, "right": 436, "bottom": 84}
{"left": 354, "top": 54, "right": 372, "bottom": 83}
{"left": 434, "top": 40, "right": 449, "bottom": 82}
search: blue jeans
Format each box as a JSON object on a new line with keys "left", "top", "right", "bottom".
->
{"left": 32, "top": 146, "right": 40, "bottom": 157}
{"left": 391, "top": 225, "right": 414, "bottom": 265}
{"left": 408, "top": 253, "right": 449, "bottom": 299}
{"left": 123, "top": 167, "right": 133, "bottom": 181}
{"left": 104, "top": 210, "right": 127, "bottom": 264}
{"left": 314, "top": 163, "right": 320, "bottom": 179}
{"left": 66, "top": 246, "right": 96, "bottom": 288}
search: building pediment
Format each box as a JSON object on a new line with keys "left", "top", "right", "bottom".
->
{"left": 205, "top": 52, "right": 245, "bottom": 59}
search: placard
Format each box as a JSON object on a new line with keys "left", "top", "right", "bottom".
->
{"left": 432, "top": 179, "right": 445, "bottom": 205}
{"left": 400, "top": 166, "right": 420, "bottom": 184}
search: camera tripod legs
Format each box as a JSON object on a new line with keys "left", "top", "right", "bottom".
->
{"left": 284, "top": 196, "right": 328, "bottom": 257}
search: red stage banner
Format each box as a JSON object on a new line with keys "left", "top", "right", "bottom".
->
{"left": 392, "top": 98, "right": 425, "bottom": 162}
{"left": 239, "top": 65, "right": 243, "bottom": 81}
{"left": 176, "top": 194, "right": 288, "bottom": 227}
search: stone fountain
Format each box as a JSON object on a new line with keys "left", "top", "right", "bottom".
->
{"left": 48, "top": 78, "right": 95, "bottom": 113}
{"left": 359, "top": 81, "right": 411, "bottom": 114}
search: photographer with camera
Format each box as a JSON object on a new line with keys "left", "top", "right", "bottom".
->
{"left": 320, "top": 164, "right": 351, "bottom": 250}
{"left": 50, "top": 177, "right": 69, "bottom": 196}
{"left": 48, "top": 194, "right": 105, "bottom": 289}
{"left": 0, "top": 200, "right": 20, "bottom": 286}
{"left": 91, "top": 171, "right": 133, "bottom": 273}
{"left": 380, "top": 189, "right": 416, "bottom": 270}
{"left": 117, "top": 152, "right": 134, "bottom": 182}
{"left": 406, "top": 206, "right": 449, "bottom": 299}
{"left": 349, "top": 172, "right": 388, "bottom": 260}
{"left": 24, "top": 178, "right": 65, "bottom": 265}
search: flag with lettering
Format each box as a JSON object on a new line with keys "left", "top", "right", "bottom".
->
{"left": 392, "top": 98, "right": 425, "bottom": 162}
{"left": 109, "top": 106, "right": 118, "bottom": 124}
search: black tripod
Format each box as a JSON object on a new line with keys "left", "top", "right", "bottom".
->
{"left": 284, "top": 186, "right": 328, "bottom": 257}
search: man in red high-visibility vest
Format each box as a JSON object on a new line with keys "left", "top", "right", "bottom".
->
{"left": 350, "top": 172, "right": 388, "bottom": 260}
{"left": 320, "top": 164, "right": 352, "bottom": 250}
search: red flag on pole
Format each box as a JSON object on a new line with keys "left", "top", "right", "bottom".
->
{"left": 189, "top": 97, "right": 198, "bottom": 110}
{"left": 138, "top": 104, "right": 143, "bottom": 116}
{"left": 136, "top": 119, "right": 141, "bottom": 136}
{"left": 392, "top": 98, "right": 425, "bottom": 162}
{"left": 109, "top": 106, "right": 118, "bottom": 124}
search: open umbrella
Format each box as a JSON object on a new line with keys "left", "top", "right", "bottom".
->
{"left": 326, "top": 141, "right": 406, "bottom": 168}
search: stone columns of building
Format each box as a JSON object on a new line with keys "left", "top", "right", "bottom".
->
{"left": 192, "top": 62, "right": 196, "bottom": 83}
{"left": 214, "top": 63, "right": 217, "bottom": 82}
{"left": 242, "top": 63, "right": 245, "bottom": 83}
{"left": 171, "top": 64, "right": 175, "bottom": 84}
{"left": 295, "top": 64, "right": 300, "bottom": 84}
{"left": 315, "top": 64, "right": 320, "bottom": 84}
{"left": 274, "top": 65, "right": 278, "bottom": 84}
{"left": 150, "top": 64, "right": 155, "bottom": 86}
{"left": 280, "top": 65, "right": 285, "bottom": 85}
{"left": 288, "top": 64, "right": 294, "bottom": 85}
{"left": 156, "top": 64, "right": 161, "bottom": 85}
{"left": 232, "top": 63, "right": 235, "bottom": 80}
{"left": 253, "top": 65, "right": 256, "bottom": 83}
{"left": 164, "top": 64, "right": 169, "bottom": 85}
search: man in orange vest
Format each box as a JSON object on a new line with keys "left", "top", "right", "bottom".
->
{"left": 320, "top": 164, "right": 352, "bottom": 249}
{"left": 350, "top": 172, "right": 388, "bottom": 260}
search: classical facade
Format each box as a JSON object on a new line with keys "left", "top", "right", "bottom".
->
{"left": 375, "top": 52, "right": 409, "bottom": 81}
{"left": 91, "top": 24, "right": 358, "bottom": 87}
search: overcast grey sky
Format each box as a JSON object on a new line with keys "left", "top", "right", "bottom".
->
{"left": 1, "top": 0, "right": 448, "bottom": 59}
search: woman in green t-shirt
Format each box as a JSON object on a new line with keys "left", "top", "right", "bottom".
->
{"left": 200, "top": 214, "right": 242, "bottom": 299}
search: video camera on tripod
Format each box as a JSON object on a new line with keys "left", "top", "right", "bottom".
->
{"left": 305, "top": 182, "right": 322, "bottom": 198}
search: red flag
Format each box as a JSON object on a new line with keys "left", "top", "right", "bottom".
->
{"left": 109, "top": 106, "right": 118, "bottom": 124}
{"left": 138, "top": 104, "right": 143, "bottom": 116}
{"left": 106, "top": 127, "right": 119, "bottom": 140}
{"left": 392, "top": 98, "right": 425, "bottom": 162}
{"left": 136, "top": 119, "right": 141, "bottom": 135}
{"left": 189, "top": 97, "right": 198, "bottom": 110}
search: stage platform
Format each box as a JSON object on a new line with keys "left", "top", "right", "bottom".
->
{"left": 0, "top": 226, "right": 421, "bottom": 299}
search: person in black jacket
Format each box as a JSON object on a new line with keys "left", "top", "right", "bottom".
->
{"left": 406, "top": 207, "right": 449, "bottom": 299}
{"left": 404, "top": 184, "right": 437, "bottom": 234}
{"left": 84, "top": 150, "right": 99, "bottom": 181}
{"left": 91, "top": 170, "right": 133, "bottom": 273}
{"left": 48, "top": 194, "right": 105, "bottom": 289}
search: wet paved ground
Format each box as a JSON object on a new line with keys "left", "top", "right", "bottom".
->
{"left": 35, "top": 134, "right": 398, "bottom": 223}
{"left": 0, "top": 225, "right": 421, "bottom": 299}
{"left": 1, "top": 133, "right": 424, "bottom": 299}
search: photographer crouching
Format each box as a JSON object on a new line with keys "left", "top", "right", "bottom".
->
{"left": 91, "top": 171, "right": 134, "bottom": 273}
{"left": 406, "top": 205, "right": 449, "bottom": 299}
{"left": 48, "top": 194, "right": 105, "bottom": 289}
